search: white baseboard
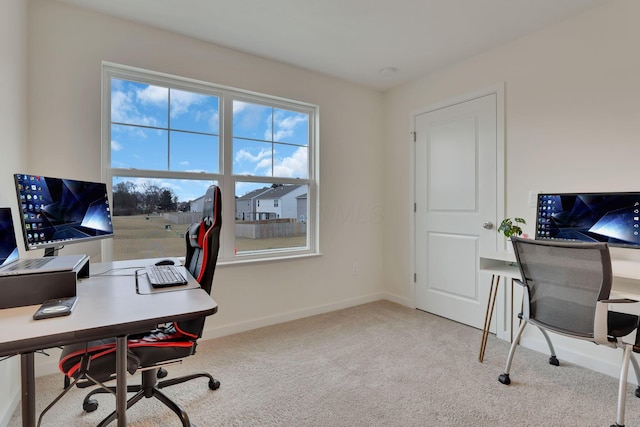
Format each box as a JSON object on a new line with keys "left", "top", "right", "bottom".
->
{"left": 32, "top": 295, "right": 628, "bottom": 389}
{"left": 519, "top": 334, "right": 638, "bottom": 385}
{"left": 380, "top": 292, "right": 413, "bottom": 309}
{"left": 10, "top": 295, "right": 637, "bottom": 427}
{"left": 34, "top": 294, "right": 395, "bottom": 377}
{"left": 0, "top": 390, "right": 19, "bottom": 427}
{"left": 201, "top": 293, "right": 390, "bottom": 340}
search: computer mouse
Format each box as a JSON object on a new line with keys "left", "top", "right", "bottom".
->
{"left": 155, "top": 259, "right": 175, "bottom": 266}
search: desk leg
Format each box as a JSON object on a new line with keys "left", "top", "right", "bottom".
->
{"left": 510, "top": 279, "right": 514, "bottom": 343}
{"left": 116, "top": 336, "right": 127, "bottom": 427}
{"left": 20, "top": 353, "right": 35, "bottom": 427}
{"left": 479, "top": 274, "right": 501, "bottom": 363}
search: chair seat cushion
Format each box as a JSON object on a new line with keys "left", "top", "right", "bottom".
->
{"left": 608, "top": 311, "right": 639, "bottom": 338}
{"left": 531, "top": 298, "right": 638, "bottom": 340}
{"left": 59, "top": 324, "right": 196, "bottom": 380}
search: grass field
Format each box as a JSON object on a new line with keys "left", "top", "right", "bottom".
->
{"left": 112, "top": 215, "right": 307, "bottom": 260}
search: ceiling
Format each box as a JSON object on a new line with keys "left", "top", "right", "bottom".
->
{"left": 54, "top": 0, "right": 609, "bottom": 91}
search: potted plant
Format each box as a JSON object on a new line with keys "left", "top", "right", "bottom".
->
{"left": 498, "top": 217, "right": 526, "bottom": 238}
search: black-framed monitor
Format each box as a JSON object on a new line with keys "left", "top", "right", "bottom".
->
{"left": 14, "top": 174, "right": 114, "bottom": 255}
{"left": 536, "top": 192, "right": 640, "bottom": 248}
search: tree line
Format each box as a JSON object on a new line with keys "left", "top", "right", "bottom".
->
{"left": 112, "top": 181, "right": 188, "bottom": 216}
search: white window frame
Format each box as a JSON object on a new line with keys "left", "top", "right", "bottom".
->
{"left": 101, "top": 62, "right": 319, "bottom": 264}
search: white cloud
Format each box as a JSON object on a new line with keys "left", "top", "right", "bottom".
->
{"left": 111, "top": 90, "right": 134, "bottom": 123}
{"left": 256, "top": 157, "right": 273, "bottom": 172}
{"left": 208, "top": 111, "right": 220, "bottom": 131}
{"left": 235, "top": 102, "right": 269, "bottom": 132}
{"left": 111, "top": 88, "right": 159, "bottom": 127}
{"left": 170, "top": 90, "right": 204, "bottom": 117}
{"left": 235, "top": 148, "right": 271, "bottom": 164}
{"left": 234, "top": 146, "right": 307, "bottom": 177}
{"left": 273, "top": 113, "right": 307, "bottom": 141}
{"left": 233, "top": 100, "right": 248, "bottom": 113}
{"left": 136, "top": 85, "right": 168, "bottom": 105}
{"left": 273, "top": 147, "right": 308, "bottom": 178}
{"left": 111, "top": 140, "right": 123, "bottom": 151}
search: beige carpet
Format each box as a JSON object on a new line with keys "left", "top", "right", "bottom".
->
{"left": 9, "top": 300, "right": 640, "bottom": 426}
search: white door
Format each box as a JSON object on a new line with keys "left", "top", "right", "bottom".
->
{"left": 414, "top": 92, "right": 501, "bottom": 329}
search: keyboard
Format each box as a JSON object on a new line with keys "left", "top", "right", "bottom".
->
{"left": 145, "top": 265, "right": 188, "bottom": 288}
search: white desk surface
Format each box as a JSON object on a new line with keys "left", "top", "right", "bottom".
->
{"left": 479, "top": 252, "right": 520, "bottom": 279}
{"left": 0, "top": 258, "right": 217, "bottom": 357}
{"left": 480, "top": 252, "right": 640, "bottom": 299}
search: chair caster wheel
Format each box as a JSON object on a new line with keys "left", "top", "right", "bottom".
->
{"left": 635, "top": 386, "right": 640, "bottom": 398}
{"left": 209, "top": 378, "right": 221, "bottom": 390}
{"left": 498, "top": 374, "right": 511, "bottom": 385}
{"left": 157, "top": 368, "right": 168, "bottom": 379}
{"left": 83, "top": 398, "right": 99, "bottom": 412}
{"left": 549, "top": 356, "right": 559, "bottom": 366}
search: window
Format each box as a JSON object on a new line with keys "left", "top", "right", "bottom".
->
{"left": 102, "top": 63, "right": 318, "bottom": 262}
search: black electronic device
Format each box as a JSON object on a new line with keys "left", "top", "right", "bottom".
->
{"left": 14, "top": 174, "right": 114, "bottom": 255}
{"left": 33, "top": 296, "right": 77, "bottom": 320}
{"left": 536, "top": 192, "right": 640, "bottom": 248}
{"left": 145, "top": 265, "right": 187, "bottom": 288}
{"left": 155, "top": 259, "right": 175, "bottom": 266}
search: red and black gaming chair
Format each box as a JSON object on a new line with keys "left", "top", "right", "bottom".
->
{"left": 55, "top": 185, "right": 222, "bottom": 427}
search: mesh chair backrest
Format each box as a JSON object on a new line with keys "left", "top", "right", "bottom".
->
{"left": 511, "top": 237, "right": 612, "bottom": 338}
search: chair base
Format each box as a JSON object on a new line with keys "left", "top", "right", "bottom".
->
{"left": 498, "top": 373, "right": 510, "bottom": 385}
{"left": 84, "top": 368, "right": 220, "bottom": 427}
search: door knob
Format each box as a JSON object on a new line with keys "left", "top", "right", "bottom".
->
{"left": 482, "top": 222, "right": 494, "bottom": 230}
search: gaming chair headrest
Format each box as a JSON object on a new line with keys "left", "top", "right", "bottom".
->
{"left": 188, "top": 222, "right": 205, "bottom": 249}
{"left": 188, "top": 185, "right": 221, "bottom": 249}
{"left": 202, "top": 185, "right": 218, "bottom": 220}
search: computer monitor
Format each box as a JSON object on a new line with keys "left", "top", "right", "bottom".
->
{"left": 14, "top": 174, "right": 114, "bottom": 255}
{"left": 0, "top": 208, "right": 19, "bottom": 265}
{"left": 536, "top": 192, "right": 640, "bottom": 248}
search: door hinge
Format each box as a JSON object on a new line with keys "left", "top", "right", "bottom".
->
{"left": 414, "top": 203, "right": 417, "bottom": 213}
{"left": 411, "top": 131, "right": 416, "bottom": 142}
{"left": 414, "top": 273, "right": 417, "bottom": 283}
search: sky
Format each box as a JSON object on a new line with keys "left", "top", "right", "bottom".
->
{"left": 110, "top": 78, "right": 309, "bottom": 202}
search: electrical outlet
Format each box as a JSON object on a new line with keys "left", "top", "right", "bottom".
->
{"left": 352, "top": 262, "right": 360, "bottom": 276}
{"left": 528, "top": 190, "right": 540, "bottom": 208}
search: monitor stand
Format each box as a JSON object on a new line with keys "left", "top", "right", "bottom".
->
{"left": 44, "top": 246, "right": 62, "bottom": 257}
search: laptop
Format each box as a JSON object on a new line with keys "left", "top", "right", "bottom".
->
{"left": 0, "top": 207, "right": 87, "bottom": 276}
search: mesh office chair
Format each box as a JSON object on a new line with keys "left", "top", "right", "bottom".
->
{"left": 499, "top": 237, "right": 640, "bottom": 427}
{"left": 54, "top": 185, "right": 222, "bottom": 427}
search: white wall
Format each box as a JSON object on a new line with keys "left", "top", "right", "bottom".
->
{"left": 10, "top": 0, "right": 640, "bottom": 422}
{"left": 25, "top": 0, "right": 386, "bottom": 376}
{"left": 0, "top": 1, "right": 28, "bottom": 425}
{"left": 383, "top": 0, "right": 640, "bottom": 378}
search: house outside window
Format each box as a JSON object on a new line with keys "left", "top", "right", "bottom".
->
{"left": 102, "top": 62, "right": 319, "bottom": 262}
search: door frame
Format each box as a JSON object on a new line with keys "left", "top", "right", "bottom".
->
{"left": 409, "top": 83, "right": 507, "bottom": 335}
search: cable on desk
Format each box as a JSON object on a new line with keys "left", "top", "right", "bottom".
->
{"left": 91, "top": 266, "right": 146, "bottom": 277}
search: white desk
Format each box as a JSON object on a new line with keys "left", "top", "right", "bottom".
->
{"left": 479, "top": 252, "right": 640, "bottom": 362}
{"left": 0, "top": 258, "right": 217, "bottom": 427}
{"left": 478, "top": 252, "right": 520, "bottom": 362}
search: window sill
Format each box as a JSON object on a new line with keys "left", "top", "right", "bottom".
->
{"left": 217, "top": 251, "right": 322, "bottom": 267}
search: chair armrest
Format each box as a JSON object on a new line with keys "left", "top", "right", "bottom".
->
{"left": 594, "top": 301, "right": 611, "bottom": 346}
